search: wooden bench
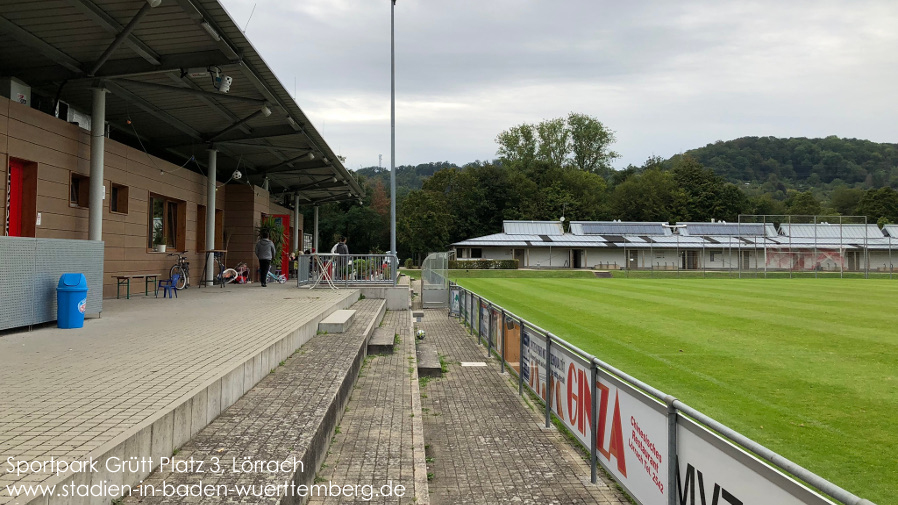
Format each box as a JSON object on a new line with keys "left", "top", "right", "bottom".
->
{"left": 113, "top": 274, "right": 160, "bottom": 299}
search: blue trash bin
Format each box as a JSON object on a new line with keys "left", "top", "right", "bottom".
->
{"left": 57, "top": 273, "right": 88, "bottom": 329}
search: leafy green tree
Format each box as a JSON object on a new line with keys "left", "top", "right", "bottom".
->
{"left": 786, "top": 191, "right": 822, "bottom": 215}
{"left": 496, "top": 113, "right": 619, "bottom": 178}
{"left": 669, "top": 156, "right": 747, "bottom": 221}
{"left": 536, "top": 117, "right": 569, "bottom": 167}
{"left": 857, "top": 187, "right": 898, "bottom": 223}
{"left": 496, "top": 124, "right": 537, "bottom": 166}
{"left": 397, "top": 191, "right": 452, "bottom": 262}
{"left": 829, "top": 186, "right": 864, "bottom": 216}
{"left": 567, "top": 113, "right": 619, "bottom": 177}
{"left": 611, "top": 169, "right": 683, "bottom": 221}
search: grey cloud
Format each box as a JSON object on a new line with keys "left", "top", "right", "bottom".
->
{"left": 223, "top": 0, "right": 898, "bottom": 169}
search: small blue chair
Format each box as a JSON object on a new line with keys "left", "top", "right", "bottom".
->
{"left": 156, "top": 273, "right": 181, "bottom": 299}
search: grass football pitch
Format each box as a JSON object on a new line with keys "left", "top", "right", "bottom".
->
{"left": 456, "top": 277, "right": 897, "bottom": 505}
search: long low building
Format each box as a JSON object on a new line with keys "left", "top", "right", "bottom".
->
{"left": 452, "top": 220, "right": 898, "bottom": 272}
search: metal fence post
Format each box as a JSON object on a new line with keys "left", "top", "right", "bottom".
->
{"left": 476, "top": 296, "right": 482, "bottom": 345}
{"left": 500, "top": 309, "right": 507, "bottom": 374}
{"left": 487, "top": 304, "right": 493, "bottom": 359}
{"left": 545, "top": 333, "right": 552, "bottom": 429}
{"left": 591, "top": 360, "right": 598, "bottom": 484}
{"left": 518, "top": 318, "right": 525, "bottom": 396}
{"left": 665, "top": 395, "right": 678, "bottom": 505}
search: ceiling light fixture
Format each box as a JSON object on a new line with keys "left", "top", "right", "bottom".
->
{"left": 260, "top": 105, "right": 271, "bottom": 117}
{"left": 200, "top": 21, "right": 221, "bottom": 41}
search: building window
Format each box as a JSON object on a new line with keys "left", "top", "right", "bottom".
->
{"left": 148, "top": 193, "right": 186, "bottom": 250}
{"left": 471, "top": 248, "right": 482, "bottom": 258}
{"left": 710, "top": 250, "right": 723, "bottom": 262}
{"left": 110, "top": 183, "right": 129, "bottom": 214}
{"left": 70, "top": 173, "right": 89, "bottom": 208}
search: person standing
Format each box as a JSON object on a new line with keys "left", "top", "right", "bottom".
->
{"left": 255, "top": 231, "right": 276, "bottom": 287}
{"left": 333, "top": 236, "right": 349, "bottom": 280}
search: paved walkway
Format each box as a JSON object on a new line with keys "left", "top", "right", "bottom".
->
{"left": 126, "top": 298, "right": 385, "bottom": 505}
{"left": 309, "top": 309, "right": 426, "bottom": 505}
{"left": 418, "top": 310, "right": 628, "bottom": 505}
{"left": 0, "top": 284, "right": 357, "bottom": 504}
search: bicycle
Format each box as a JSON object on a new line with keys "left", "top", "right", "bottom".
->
{"left": 212, "top": 252, "right": 239, "bottom": 285}
{"left": 265, "top": 268, "right": 287, "bottom": 284}
{"left": 168, "top": 252, "right": 190, "bottom": 290}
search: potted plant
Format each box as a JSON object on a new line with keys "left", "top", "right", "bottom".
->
{"left": 153, "top": 223, "right": 167, "bottom": 253}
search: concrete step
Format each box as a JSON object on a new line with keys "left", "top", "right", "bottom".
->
{"left": 416, "top": 343, "right": 442, "bottom": 378}
{"left": 318, "top": 308, "right": 356, "bottom": 333}
{"left": 368, "top": 326, "right": 396, "bottom": 354}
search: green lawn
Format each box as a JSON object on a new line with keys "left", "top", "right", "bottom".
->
{"left": 456, "top": 277, "right": 898, "bottom": 505}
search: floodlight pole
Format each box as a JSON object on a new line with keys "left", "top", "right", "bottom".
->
{"left": 389, "top": 0, "right": 397, "bottom": 277}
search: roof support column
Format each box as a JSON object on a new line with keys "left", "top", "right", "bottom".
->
{"left": 293, "top": 194, "right": 300, "bottom": 252}
{"left": 89, "top": 87, "right": 107, "bottom": 241}
{"left": 313, "top": 206, "right": 319, "bottom": 252}
{"left": 206, "top": 148, "right": 217, "bottom": 286}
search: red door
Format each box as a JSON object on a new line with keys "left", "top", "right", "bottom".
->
{"left": 6, "top": 159, "right": 24, "bottom": 236}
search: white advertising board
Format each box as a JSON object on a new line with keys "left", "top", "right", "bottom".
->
{"left": 676, "top": 417, "right": 835, "bottom": 505}
{"left": 449, "top": 286, "right": 461, "bottom": 316}
{"left": 521, "top": 328, "right": 670, "bottom": 505}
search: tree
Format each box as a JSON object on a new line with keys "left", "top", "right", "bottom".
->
{"left": 496, "top": 124, "right": 537, "bottom": 166}
{"left": 496, "top": 113, "right": 619, "bottom": 178}
{"left": 536, "top": 117, "right": 568, "bottom": 167}
{"left": 567, "top": 112, "right": 619, "bottom": 177}
{"left": 397, "top": 191, "right": 452, "bottom": 262}
{"left": 857, "top": 187, "right": 898, "bottom": 223}
{"left": 829, "top": 186, "right": 864, "bottom": 216}
{"left": 611, "top": 169, "right": 683, "bottom": 221}
{"left": 786, "top": 191, "right": 822, "bottom": 215}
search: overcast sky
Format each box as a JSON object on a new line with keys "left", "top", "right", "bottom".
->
{"left": 219, "top": 0, "right": 898, "bottom": 171}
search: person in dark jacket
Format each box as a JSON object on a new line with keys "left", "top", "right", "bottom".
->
{"left": 255, "top": 232, "right": 277, "bottom": 287}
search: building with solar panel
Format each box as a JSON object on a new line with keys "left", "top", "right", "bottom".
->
{"left": 452, "top": 219, "right": 898, "bottom": 275}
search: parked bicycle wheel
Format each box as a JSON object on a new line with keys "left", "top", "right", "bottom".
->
{"left": 170, "top": 265, "right": 188, "bottom": 290}
{"left": 277, "top": 274, "right": 287, "bottom": 284}
{"left": 221, "top": 268, "right": 238, "bottom": 284}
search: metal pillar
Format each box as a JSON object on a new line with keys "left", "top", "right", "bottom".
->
{"left": 313, "top": 205, "right": 319, "bottom": 252}
{"left": 666, "top": 395, "right": 678, "bottom": 505}
{"left": 390, "top": 0, "right": 397, "bottom": 270}
{"left": 293, "top": 193, "right": 300, "bottom": 252}
{"left": 88, "top": 87, "right": 107, "bottom": 241}
{"left": 545, "top": 334, "right": 552, "bottom": 428}
{"left": 205, "top": 149, "right": 217, "bottom": 286}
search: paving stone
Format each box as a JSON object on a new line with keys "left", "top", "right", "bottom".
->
{"left": 417, "top": 310, "right": 629, "bottom": 505}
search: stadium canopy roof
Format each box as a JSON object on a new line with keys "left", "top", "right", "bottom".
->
{"left": 0, "top": 0, "right": 362, "bottom": 205}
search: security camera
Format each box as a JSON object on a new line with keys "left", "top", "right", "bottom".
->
{"left": 232, "top": 169, "right": 243, "bottom": 180}
{"left": 218, "top": 75, "right": 232, "bottom": 93}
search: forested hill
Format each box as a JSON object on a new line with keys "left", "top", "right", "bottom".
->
{"left": 683, "top": 136, "right": 898, "bottom": 186}
{"left": 355, "top": 161, "right": 457, "bottom": 199}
